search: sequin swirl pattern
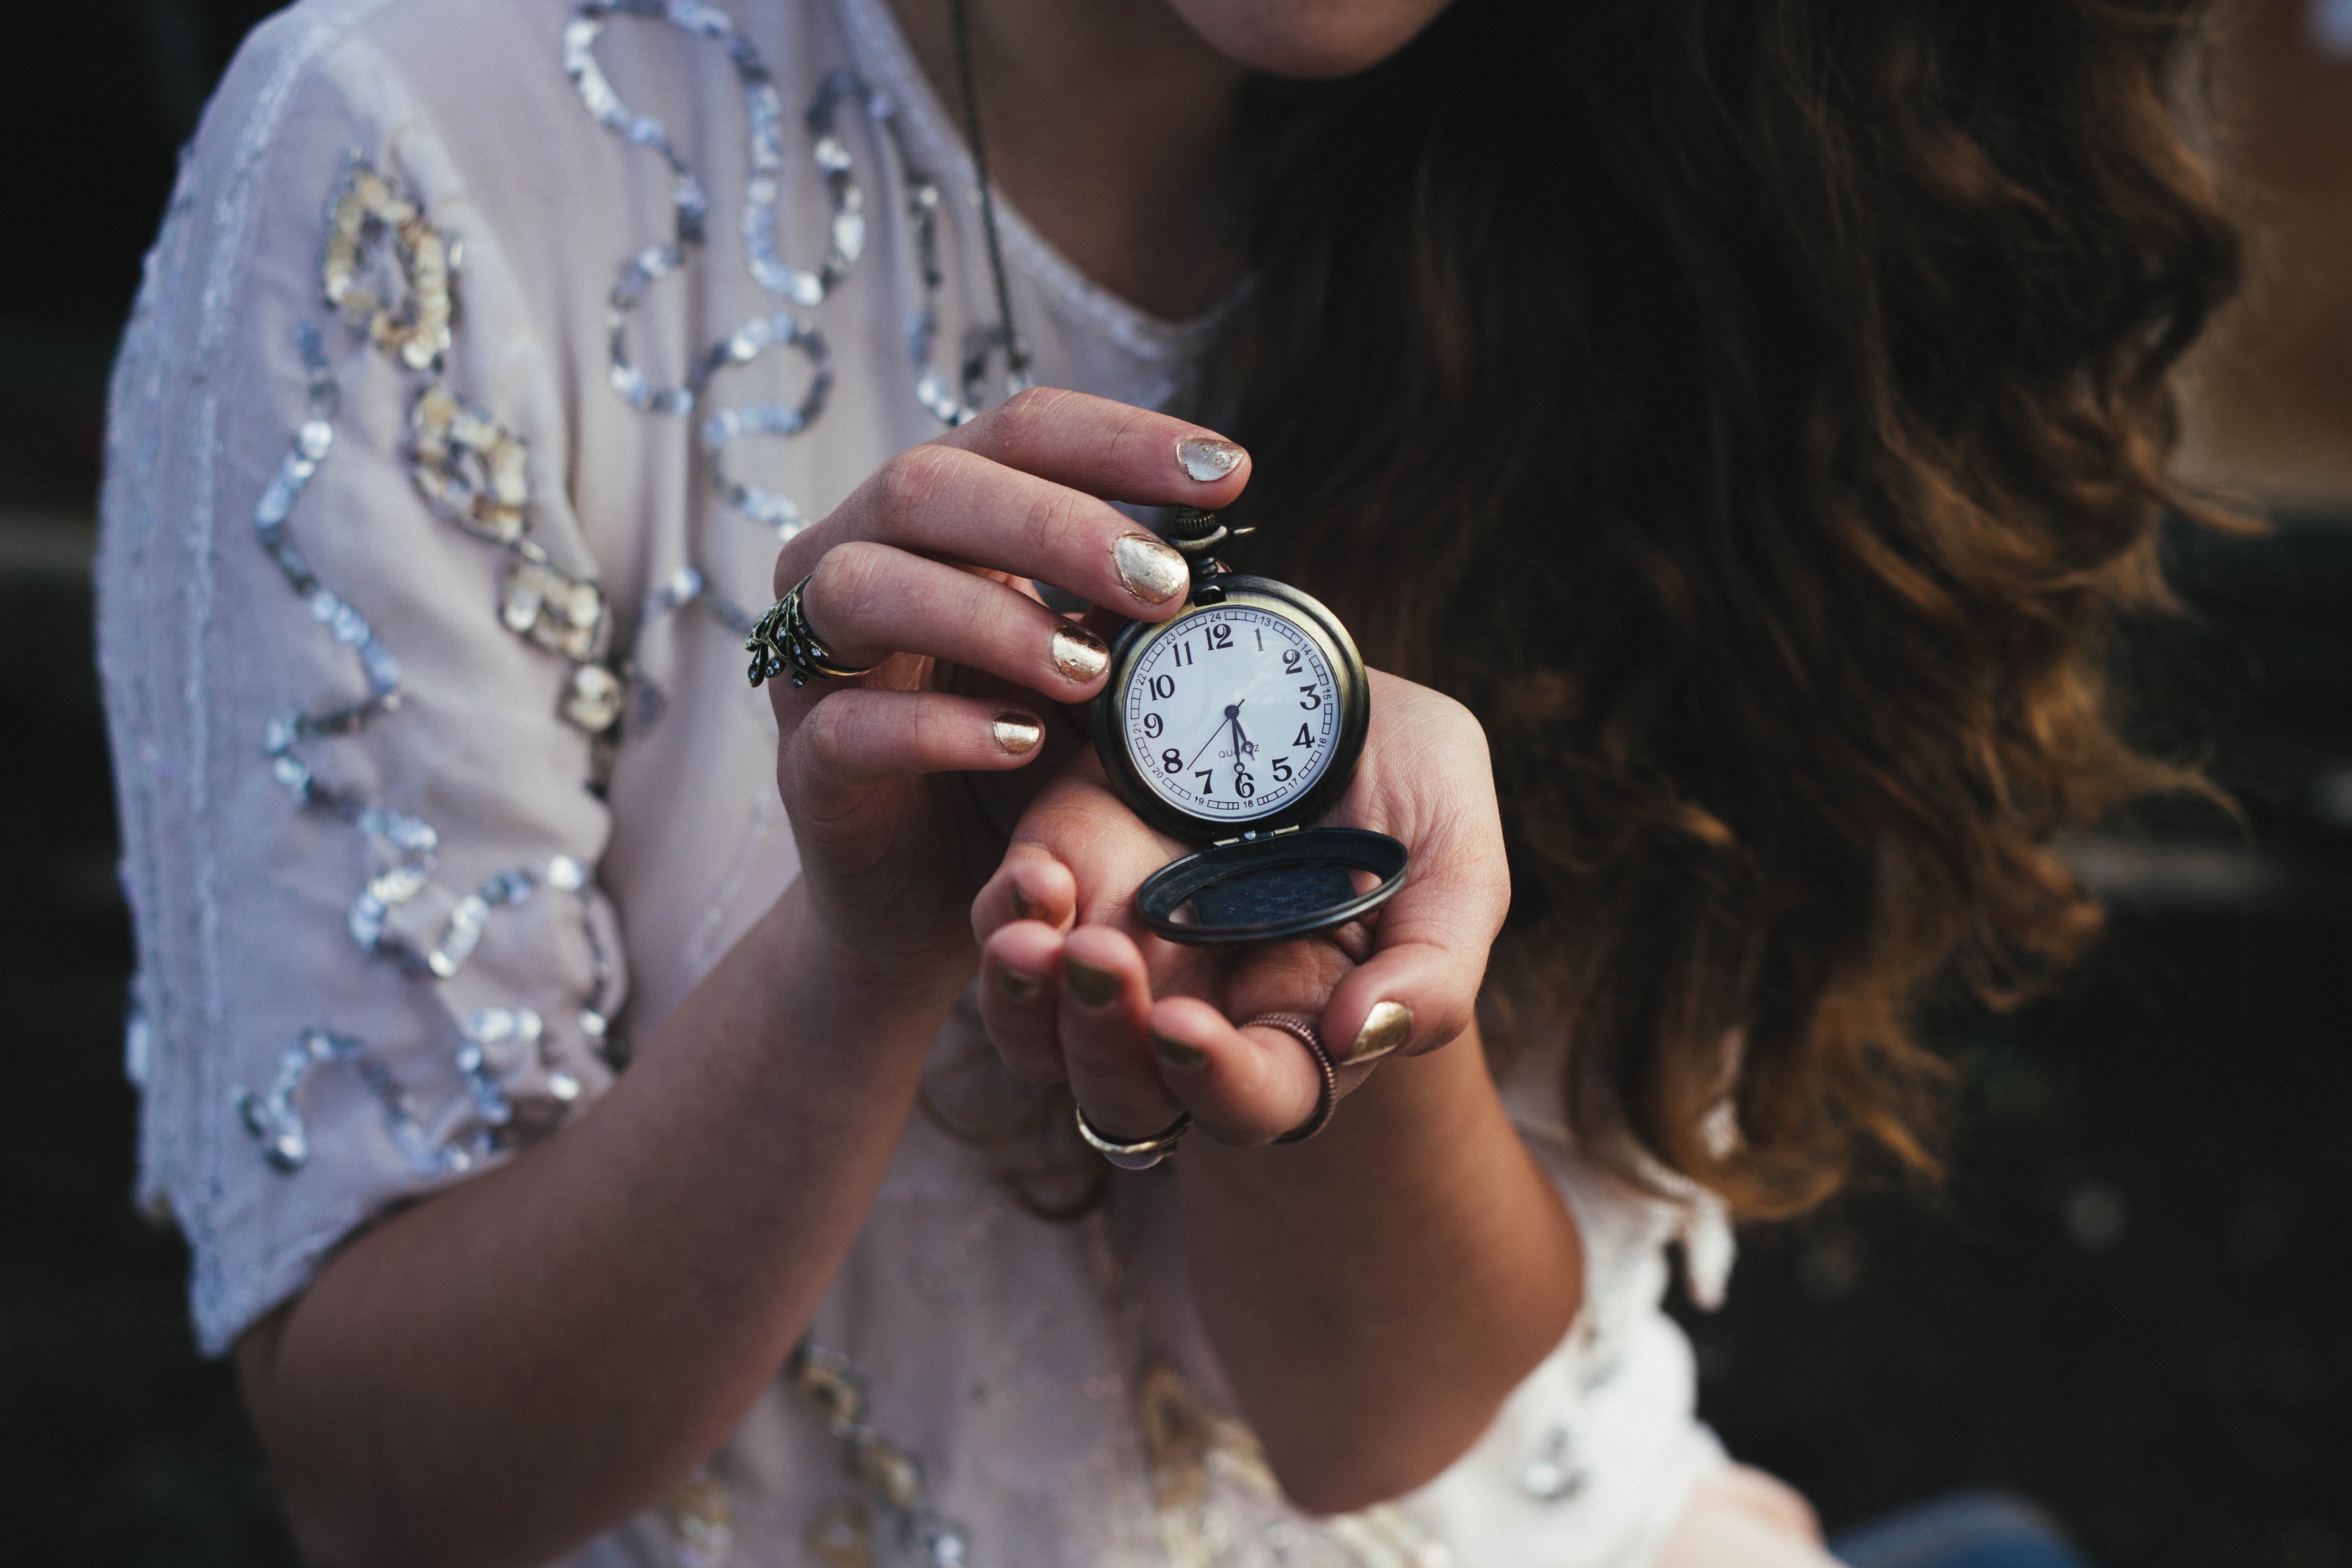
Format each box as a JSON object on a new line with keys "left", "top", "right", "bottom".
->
{"left": 232, "top": 164, "right": 634, "bottom": 1177}
{"left": 566, "top": 0, "right": 844, "bottom": 548}
{"left": 324, "top": 157, "right": 627, "bottom": 738}
{"left": 788, "top": 1342, "right": 973, "bottom": 1568}
{"left": 559, "top": 0, "right": 1030, "bottom": 685}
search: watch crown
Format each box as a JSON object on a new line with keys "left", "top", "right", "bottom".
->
{"left": 1167, "top": 507, "right": 1223, "bottom": 543}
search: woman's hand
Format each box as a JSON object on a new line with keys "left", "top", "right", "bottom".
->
{"left": 765, "top": 388, "right": 1248, "bottom": 968}
{"left": 969, "top": 674, "right": 1567, "bottom": 1515}
{"left": 969, "top": 670, "right": 1510, "bottom": 1143}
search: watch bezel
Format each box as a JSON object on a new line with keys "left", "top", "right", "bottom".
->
{"left": 1089, "top": 576, "right": 1370, "bottom": 843}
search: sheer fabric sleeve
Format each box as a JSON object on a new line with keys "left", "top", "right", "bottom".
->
{"left": 98, "top": 6, "right": 632, "bottom": 1357}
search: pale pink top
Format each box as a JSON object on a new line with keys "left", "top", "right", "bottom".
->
{"left": 99, "top": 0, "right": 1739, "bottom": 1563}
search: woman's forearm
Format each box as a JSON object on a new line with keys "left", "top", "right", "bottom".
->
{"left": 237, "top": 881, "right": 973, "bottom": 1568}
{"left": 1176, "top": 1031, "right": 1583, "bottom": 1515}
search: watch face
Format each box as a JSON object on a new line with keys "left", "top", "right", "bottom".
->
{"left": 1118, "top": 602, "right": 1343, "bottom": 826}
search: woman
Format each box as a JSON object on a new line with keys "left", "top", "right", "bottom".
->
{"left": 97, "top": 0, "right": 2233, "bottom": 1565}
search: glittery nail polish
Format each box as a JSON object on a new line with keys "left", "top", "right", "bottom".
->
{"left": 1152, "top": 1030, "right": 1208, "bottom": 1071}
{"left": 992, "top": 712, "right": 1044, "bottom": 754}
{"left": 1176, "top": 435, "right": 1245, "bottom": 482}
{"left": 1112, "top": 532, "right": 1188, "bottom": 605}
{"left": 1051, "top": 624, "right": 1109, "bottom": 682}
{"left": 1064, "top": 958, "right": 1122, "bottom": 1008}
{"left": 1347, "top": 1001, "right": 1415, "bottom": 1064}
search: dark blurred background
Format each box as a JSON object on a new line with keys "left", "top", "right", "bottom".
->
{"left": 2, "top": 2, "right": 2347, "bottom": 1564}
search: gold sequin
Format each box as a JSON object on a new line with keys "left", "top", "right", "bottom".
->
{"left": 561, "top": 663, "right": 625, "bottom": 734}
{"left": 503, "top": 551, "right": 606, "bottom": 662}
{"left": 323, "top": 163, "right": 456, "bottom": 372}
{"left": 792, "top": 1345, "right": 870, "bottom": 1428}
{"left": 662, "top": 1464, "right": 734, "bottom": 1568}
{"left": 410, "top": 383, "right": 532, "bottom": 544}
{"left": 810, "top": 1498, "right": 878, "bottom": 1568}
{"left": 850, "top": 1430, "right": 924, "bottom": 1511}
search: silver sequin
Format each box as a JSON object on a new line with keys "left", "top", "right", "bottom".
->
{"left": 249, "top": 326, "right": 442, "bottom": 958}
{"left": 697, "top": 312, "right": 832, "bottom": 541}
{"left": 424, "top": 865, "right": 536, "bottom": 979}
{"left": 238, "top": 165, "right": 626, "bottom": 1178}
{"left": 235, "top": 1027, "right": 492, "bottom": 1178}
{"left": 1517, "top": 1424, "right": 1587, "bottom": 1503}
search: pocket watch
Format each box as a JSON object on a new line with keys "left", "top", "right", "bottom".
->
{"left": 1088, "top": 508, "right": 1408, "bottom": 945}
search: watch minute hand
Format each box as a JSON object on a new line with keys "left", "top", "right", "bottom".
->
{"left": 1183, "top": 705, "right": 1236, "bottom": 773}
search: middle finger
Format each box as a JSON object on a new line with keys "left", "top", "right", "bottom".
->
{"left": 800, "top": 541, "right": 1112, "bottom": 697}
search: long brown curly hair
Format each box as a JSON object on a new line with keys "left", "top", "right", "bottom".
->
{"left": 1217, "top": 0, "right": 2241, "bottom": 1216}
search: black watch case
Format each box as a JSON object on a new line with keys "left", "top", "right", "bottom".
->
{"left": 1087, "top": 566, "right": 1409, "bottom": 946}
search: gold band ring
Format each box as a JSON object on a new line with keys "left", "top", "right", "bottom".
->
{"left": 1074, "top": 1103, "right": 1192, "bottom": 1171}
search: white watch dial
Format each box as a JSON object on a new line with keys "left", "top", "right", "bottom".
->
{"left": 1121, "top": 604, "right": 1341, "bottom": 824}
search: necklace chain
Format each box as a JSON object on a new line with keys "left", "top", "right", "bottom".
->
{"left": 948, "top": 0, "right": 1030, "bottom": 386}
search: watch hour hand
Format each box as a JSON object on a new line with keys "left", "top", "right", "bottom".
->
{"left": 1184, "top": 705, "right": 1237, "bottom": 773}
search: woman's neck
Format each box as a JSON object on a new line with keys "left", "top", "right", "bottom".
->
{"left": 888, "top": 0, "right": 1249, "bottom": 321}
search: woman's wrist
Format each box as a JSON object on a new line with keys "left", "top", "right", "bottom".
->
{"left": 752, "top": 880, "right": 978, "bottom": 1031}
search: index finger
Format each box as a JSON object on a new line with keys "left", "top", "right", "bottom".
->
{"left": 934, "top": 386, "right": 1252, "bottom": 511}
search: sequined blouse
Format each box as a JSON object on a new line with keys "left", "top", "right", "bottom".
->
{"left": 97, "top": 0, "right": 1739, "bottom": 1563}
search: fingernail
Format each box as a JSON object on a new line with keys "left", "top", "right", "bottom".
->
{"left": 1000, "top": 966, "right": 1042, "bottom": 1002}
{"left": 1347, "top": 1001, "right": 1414, "bottom": 1064}
{"left": 1064, "top": 957, "right": 1122, "bottom": 1008}
{"left": 1113, "top": 532, "right": 1188, "bottom": 605}
{"left": 1009, "top": 883, "right": 1041, "bottom": 921}
{"left": 1176, "top": 435, "right": 1245, "bottom": 482}
{"left": 992, "top": 712, "right": 1043, "bottom": 755}
{"left": 1152, "top": 1029, "right": 1207, "bottom": 1072}
{"left": 1051, "top": 624, "right": 1109, "bottom": 683}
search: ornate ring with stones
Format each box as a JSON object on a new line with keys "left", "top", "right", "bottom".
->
{"left": 745, "top": 574, "right": 881, "bottom": 688}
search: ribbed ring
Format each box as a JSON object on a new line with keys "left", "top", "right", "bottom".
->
{"left": 1249, "top": 1012, "right": 1338, "bottom": 1145}
{"left": 745, "top": 573, "right": 883, "bottom": 689}
{"left": 1074, "top": 1102, "right": 1192, "bottom": 1171}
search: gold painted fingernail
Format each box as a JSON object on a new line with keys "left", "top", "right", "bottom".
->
{"left": 1113, "top": 532, "right": 1188, "bottom": 605}
{"left": 1152, "top": 1030, "right": 1207, "bottom": 1071}
{"left": 1051, "top": 624, "right": 1109, "bottom": 683}
{"left": 1064, "top": 958, "right": 1122, "bottom": 1008}
{"left": 1347, "top": 1001, "right": 1414, "bottom": 1064}
{"left": 1176, "top": 435, "right": 1245, "bottom": 482}
{"left": 992, "top": 712, "right": 1044, "bottom": 754}
{"left": 1009, "top": 884, "right": 1041, "bottom": 921}
{"left": 1000, "top": 966, "right": 1043, "bottom": 1002}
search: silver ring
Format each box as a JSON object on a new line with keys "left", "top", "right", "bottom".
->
{"left": 1249, "top": 1013, "right": 1337, "bottom": 1145}
{"left": 1074, "top": 1102, "right": 1192, "bottom": 1171}
{"left": 745, "top": 573, "right": 882, "bottom": 689}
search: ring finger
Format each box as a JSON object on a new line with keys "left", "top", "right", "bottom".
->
{"left": 1056, "top": 925, "right": 1185, "bottom": 1143}
{"left": 799, "top": 540, "right": 1112, "bottom": 698}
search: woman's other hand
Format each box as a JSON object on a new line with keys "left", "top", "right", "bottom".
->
{"left": 969, "top": 669, "right": 1510, "bottom": 1142}
{"left": 765, "top": 388, "right": 1248, "bottom": 968}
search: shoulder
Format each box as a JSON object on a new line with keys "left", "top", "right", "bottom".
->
{"left": 194, "top": 0, "right": 581, "bottom": 166}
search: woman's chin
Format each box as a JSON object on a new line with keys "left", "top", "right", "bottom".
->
{"left": 1166, "top": 0, "right": 1454, "bottom": 79}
